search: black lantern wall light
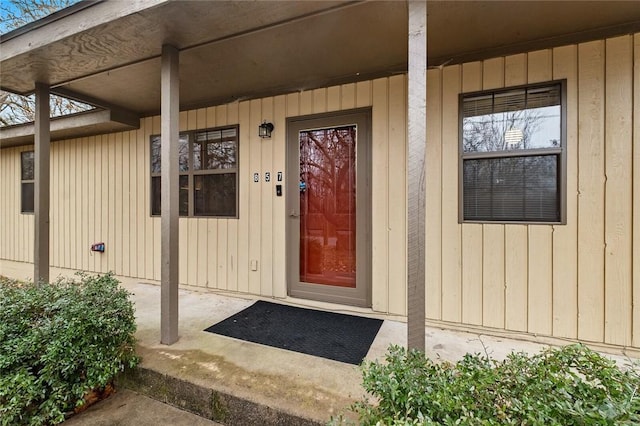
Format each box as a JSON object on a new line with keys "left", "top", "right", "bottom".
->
{"left": 258, "top": 120, "right": 274, "bottom": 138}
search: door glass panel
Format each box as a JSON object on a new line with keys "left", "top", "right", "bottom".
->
{"left": 299, "top": 126, "right": 356, "bottom": 287}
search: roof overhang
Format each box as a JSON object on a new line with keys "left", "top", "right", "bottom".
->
{"left": 2, "top": 0, "right": 640, "bottom": 147}
{"left": 0, "top": 108, "right": 140, "bottom": 148}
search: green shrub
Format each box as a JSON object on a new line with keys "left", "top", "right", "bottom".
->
{"left": 0, "top": 273, "right": 139, "bottom": 425}
{"left": 338, "top": 344, "right": 640, "bottom": 425}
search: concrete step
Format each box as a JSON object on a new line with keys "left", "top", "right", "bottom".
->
{"left": 119, "top": 366, "right": 324, "bottom": 426}
{"left": 64, "top": 389, "right": 222, "bottom": 426}
{"left": 117, "top": 340, "right": 360, "bottom": 426}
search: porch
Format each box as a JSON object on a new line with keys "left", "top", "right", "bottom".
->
{"left": 117, "top": 278, "right": 583, "bottom": 424}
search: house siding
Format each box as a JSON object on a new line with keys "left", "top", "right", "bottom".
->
{"left": 424, "top": 33, "right": 637, "bottom": 349}
{"left": 1, "top": 32, "right": 639, "bottom": 351}
{"left": 0, "top": 77, "right": 409, "bottom": 316}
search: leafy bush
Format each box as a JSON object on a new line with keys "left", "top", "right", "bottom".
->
{"left": 0, "top": 273, "right": 139, "bottom": 425}
{"left": 338, "top": 344, "right": 640, "bottom": 425}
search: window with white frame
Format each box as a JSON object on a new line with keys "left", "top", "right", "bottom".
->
{"left": 21, "top": 151, "right": 34, "bottom": 213}
{"left": 150, "top": 125, "right": 238, "bottom": 218}
{"left": 460, "top": 81, "right": 565, "bottom": 223}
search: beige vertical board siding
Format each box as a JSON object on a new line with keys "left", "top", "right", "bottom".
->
{"left": 327, "top": 86, "right": 341, "bottom": 112}
{"left": 114, "top": 133, "right": 123, "bottom": 275}
{"left": 89, "top": 136, "right": 102, "bottom": 272}
{"left": 10, "top": 148, "right": 17, "bottom": 261}
{"left": 482, "top": 224, "right": 505, "bottom": 328}
{"left": 356, "top": 81, "right": 372, "bottom": 108}
{"left": 461, "top": 62, "right": 483, "bottom": 326}
{"left": 68, "top": 139, "right": 77, "bottom": 269}
{"left": 341, "top": 83, "right": 356, "bottom": 110}
{"left": 248, "top": 99, "right": 262, "bottom": 294}
{"left": 226, "top": 102, "right": 240, "bottom": 292}
{"left": 217, "top": 221, "right": 228, "bottom": 289}
{"left": 387, "top": 75, "right": 407, "bottom": 316}
{"left": 0, "top": 149, "right": 5, "bottom": 260}
{"left": 527, "top": 49, "right": 554, "bottom": 336}
{"left": 272, "top": 94, "right": 287, "bottom": 298}
{"left": 461, "top": 226, "right": 482, "bottom": 325}
{"left": 10, "top": 147, "right": 16, "bottom": 261}
{"left": 122, "top": 132, "right": 130, "bottom": 277}
{"left": 300, "top": 90, "right": 313, "bottom": 115}
{"left": 441, "top": 65, "right": 462, "bottom": 322}
{"left": 87, "top": 138, "right": 96, "bottom": 272}
{"left": 577, "top": 40, "right": 606, "bottom": 342}
{"left": 76, "top": 138, "right": 84, "bottom": 269}
{"left": 67, "top": 139, "right": 74, "bottom": 268}
{"left": 207, "top": 218, "right": 218, "bottom": 289}
{"left": 45, "top": 144, "right": 53, "bottom": 266}
{"left": 54, "top": 140, "right": 61, "bottom": 268}
{"left": 552, "top": 45, "right": 579, "bottom": 339}
{"left": 604, "top": 35, "right": 633, "bottom": 346}
{"left": 17, "top": 148, "right": 23, "bottom": 261}
{"left": 79, "top": 138, "right": 86, "bottom": 270}
{"left": 634, "top": 33, "right": 640, "bottom": 348}
{"left": 61, "top": 139, "right": 75, "bottom": 269}
{"left": 136, "top": 121, "right": 146, "bottom": 280}
{"left": 2, "top": 150, "right": 8, "bottom": 260}
{"left": 0, "top": 150, "right": 5, "bottom": 260}
{"left": 2, "top": 149, "right": 11, "bottom": 261}
{"left": 261, "top": 97, "right": 274, "bottom": 296}
{"left": 128, "top": 131, "right": 137, "bottom": 277}
{"left": 503, "top": 53, "right": 529, "bottom": 332}
{"left": 371, "top": 78, "right": 390, "bottom": 313}
{"left": 504, "top": 226, "right": 528, "bottom": 331}
{"left": 98, "top": 135, "right": 107, "bottom": 273}
{"left": 426, "top": 69, "right": 443, "bottom": 320}
{"left": 57, "top": 140, "right": 65, "bottom": 268}
{"left": 527, "top": 226, "right": 553, "bottom": 335}
{"left": 313, "top": 88, "right": 327, "bottom": 113}
{"left": 481, "top": 57, "right": 506, "bottom": 329}
{"left": 504, "top": 53, "right": 527, "bottom": 88}
{"left": 178, "top": 226, "right": 187, "bottom": 283}
{"left": 108, "top": 134, "right": 117, "bottom": 272}
{"left": 237, "top": 101, "right": 251, "bottom": 293}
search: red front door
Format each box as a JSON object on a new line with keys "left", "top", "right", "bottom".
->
{"left": 299, "top": 126, "right": 357, "bottom": 288}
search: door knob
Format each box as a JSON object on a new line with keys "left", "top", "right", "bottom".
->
{"left": 289, "top": 210, "right": 299, "bottom": 217}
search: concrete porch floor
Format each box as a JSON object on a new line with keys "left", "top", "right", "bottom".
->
{"left": 118, "top": 281, "right": 634, "bottom": 425}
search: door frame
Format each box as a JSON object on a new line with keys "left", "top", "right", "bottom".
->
{"left": 286, "top": 108, "right": 372, "bottom": 307}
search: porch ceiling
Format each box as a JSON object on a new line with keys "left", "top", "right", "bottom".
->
{"left": 2, "top": 0, "right": 640, "bottom": 122}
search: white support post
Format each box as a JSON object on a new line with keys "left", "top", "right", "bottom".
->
{"left": 161, "top": 44, "right": 180, "bottom": 345}
{"left": 34, "top": 82, "right": 50, "bottom": 284}
{"left": 407, "top": 1, "right": 427, "bottom": 352}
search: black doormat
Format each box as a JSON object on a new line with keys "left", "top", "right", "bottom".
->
{"left": 204, "top": 301, "right": 383, "bottom": 365}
